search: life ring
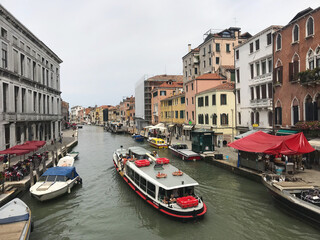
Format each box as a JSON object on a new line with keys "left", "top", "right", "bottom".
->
{"left": 172, "top": 170, "right": 183, "bottom": 176}
{"left": 156, "top": 172, "right": 167, "bottom": 178}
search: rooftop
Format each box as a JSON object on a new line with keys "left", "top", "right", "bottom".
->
{"left": 196, "top": 73, "right": 226, "bottom": 81}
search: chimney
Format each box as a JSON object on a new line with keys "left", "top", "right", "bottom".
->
{"left": 188, "top": 44, "right": 191, "bottom": 52}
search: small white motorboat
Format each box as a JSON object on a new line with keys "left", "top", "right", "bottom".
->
{"left": 30, "top": 166, "right": 82, "bottom": 201}
{"left": 0, "top": 198, "right": 32, "bottom": 240}
{"left": 66, "top": 151, "right": 79, "bottom": 160}
{"left": 57, "top": 156, "right": 75, "bottom": 167}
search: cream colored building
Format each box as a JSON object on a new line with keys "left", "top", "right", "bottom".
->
{"left": 195, "top": 82, "right": 236, "bottom": 147}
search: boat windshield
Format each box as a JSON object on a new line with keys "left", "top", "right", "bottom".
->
{"left": 46, "top": 175, "right": 56, "bottom": 182}
{"left": 56, "top": 175, "right": 67, "bottom": 182}
{"left": 158, "top": 186, "right": 195, "bottom": 203}
{"left": 38, "top": 176, "right": 47, "bottom": 182}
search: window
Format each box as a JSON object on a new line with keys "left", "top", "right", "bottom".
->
{"left": 267, "top": 33, "right": 272, "bottom": 45}
{"left": 268, "top": 59, "right": 272, "bottom": 73}
{"left": 238, "top": 112, "right": 241, "bottom": 125}
{"left": 181, "top": 97, "right": 185, "bottom": 104}
{"left": 205, "top": 114, "right": 209, "bottom": 124}
{"left": 1, "top": 43, "right": 8, "bottom": 69}
{"left": 261, "top": 84, "right": 266, "bottom": 99}
{"left": 251, "top": 112, "right": 254, "bottom": 125}
{"left": 180, "top": 110, "right": 184, "bottom": 119}
{"left": 255, "top": 112, "right": 259, "bottom": 124}
{"left": 175, "top": 111, "right": 178, "bottom": 118}
{"left": 209, "top": 57, "right": 211, "bottom": 66}
{"left": 13, "top": 36, "right": 18, "bottom": 45}
{"left": 268, "top": 83, "right": 272, "bottom": 99}
{"left": 275, "top": 106, "right": 282, "bottom": 125}
{"left": 216, "top": 43, "right": 220, "bottom": 52}
{"left": 305, "top": 95, "right": 314, "bottom": 121}
{"left": 198, "top": 114, "right": 204, "bottom": 124}
{"left": 205, "top": 96, "right": 209, "bottom": 106}
{"left": 256, "top": 62, "right": 260, "bottom": 76}
{"left": 198, "top": 97, "right": 204, "bottom": 107}
{"left": 235, "top": 50, "right": 239, "bottom": 60}
{"left": 237, "top": 90, "right": 240, "bottom": 104}
{"left": 147, "top": 182, "right": 155, "bottom": 198}
{"left": 236, "top": 69, "right": 240, "bottom": 83}
{"left": 186, "top": 85, "right": 188, "bottom": 92}
{"left": 292, "top": 103, "right": 299, "bottom": 125}
{"left": 221, "top": 114, "right": 228, "bottom": 125}
{"left": 307, "top": 50, "right": 315, "bottom": 70}
{"left": 191, "top": 83, "right": 193, "bottom": 90}
{"left": 250, "top": 43, "right": 253, "bottom": 53}
{"left": 192, "top": 97, "right": 194, "bottom": 104}
{"left": 256, "top": 86, "right": 260, "bottom": 99}
{"left": 194, "top": 68, "right": 198, "bottom": 74}
{"left": 216, "top": 57, "right": 219, "bottom": 65}
{"left": 203, "top": 60, "right": 206, "bottom": 68}
{"left": 212, "top": 114, "right": 217, "bottom": 125}
{"left": 306, "top": 17, "right": 314, "bottom": 37}
{"left": 293, "top": 24, "right": 299, "bottom": 42}
{"left": 262, "top": 60, "right": 266, "bottom": 75}
{"left": 251, "top": 87, "right": 254, "bottom": 100}
{"left": 212, "top": 94, "right": 216, "bottom": 105}
{"left": 13, "top": 49, "right": 18, "bottom": 73}
{"left": 268, "top": 112, "right": 273, "bottom": 127}
{"left": 208, "top": 44, "right": 211, "bottom": 53}
{"left": 1, "top": 28, "right": 7, "bottom": 39}
{"left": 220, "top": 94, "right": 227, "bottom": 105}
{"left": 276, "top": 34, "right": 282, "bottom": 51}
{"left": 255, "top": 39, "right": 260, "bottom": 51}
{"left": 203, "top": 48, "right": 206, "bottom": 56}
{"left": 20, "top": 54, "right": 25, "bottom": 76}
{"left": 160, "top": 91, "right": 166, "bottom": 96}
{"left": 226, "top": 43, "right": 230, "bottom": 53}
{"left": 250, "top": 64, "right": 254, "bottom": 79}
{"left": 192, "top": 111, "right": 194, "bottom": 120}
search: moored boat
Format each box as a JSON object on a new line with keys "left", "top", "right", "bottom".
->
{"left": 262, "top": 174, "right": 320, "bottom": 226}
{"left": 0, "top": 198, "right": 32, "bottom": 240}
{"left": 169, "top": 143, "right": 201, "bottom": 161}
{"left": 30, "top": 166, "right": 82, "bottom": 201}
{"left": 57, "top": 156, "right": 75, "bottom": 167}
{"left": 132, "top": 134, "right": 144, "bottom": 142}
{"left": 147, "top": 137, "right": 168, "bottom": 149}
{"left": 67, "top": 151, "right": 79, "bottom": 160}
{"left": 113, "top": 146, "right": 207, "bottom": 219}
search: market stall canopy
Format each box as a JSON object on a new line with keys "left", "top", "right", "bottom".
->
{"left": 12, "top": 143, "right": 39, "bottom": 151}
{"left": 228, "top": 131, "right": 315, "bottom": 155}
{"left": 0, "top": 148, "right": 30, "bottom": 156}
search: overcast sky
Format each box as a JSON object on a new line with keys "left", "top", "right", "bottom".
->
{"left": 1, "top": 0, "right": 320, "bottom": 108}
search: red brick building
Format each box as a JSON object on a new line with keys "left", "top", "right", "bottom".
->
{"left": 273, "top": 7, "right": 320, "bottom": 128}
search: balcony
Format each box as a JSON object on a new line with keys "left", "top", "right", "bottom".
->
{"left": 299, "top": 68, "right": 320, "bottom": 85}
{"left": 1, "top": 112, "right": 61, "bottom": 122}
{"left": 250, "top": 98, "right": 272, "bottom": 109}
{"left": 249, "top": 72, "right": 272, "bottom": 85}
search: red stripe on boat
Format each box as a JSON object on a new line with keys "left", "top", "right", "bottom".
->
{"left": 159, "top": 209, "right": 193, "bottom": 218}
{"left": 197, "top": 203, "right": 207, "bottom": 216}
{"left": 136, "top": 190, "right": 146, "bottom": 200}
{"left": 128, "top": 183, "right": 135, "bottom": 190}
{"left": 123, "top": 176, "right": 128, "bottom": 182}
{"left": 147, "top": 200, "right": 159, "bottom": 209}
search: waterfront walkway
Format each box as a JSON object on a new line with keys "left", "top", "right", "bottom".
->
{"left": 0, "top": 128, "right": 78, "bottom": 206}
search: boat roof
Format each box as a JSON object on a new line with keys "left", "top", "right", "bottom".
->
{"left": 127, "top": 159, "right": 198, "bottom": 190}
{"left": 42, "top": 167, "right": 78, "bottom": 179}
{"left": 128, "top": 146, "right": 151, "bottom": 156}
{"left": 172, "top": 143, "right": 188, "bottom": 146}
{"left": 179, "top": 149, "right": 200, "bottom": 156}
{"left": 0, "top": 198, "right": 30, "bottom": 224}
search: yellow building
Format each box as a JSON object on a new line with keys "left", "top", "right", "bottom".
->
{"left": 160, "top": 93, "right": 185, "bottom": 136}
{"left": 195, "top": 82, "right": 236, "bottom": 146}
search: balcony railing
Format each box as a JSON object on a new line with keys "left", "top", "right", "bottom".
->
{"left": 250, "top": 98, "right": 272, "bottom": 108}
{"left": 249, "top": 72, "right": 272, "bottom": 85}
{"left": 299, "top": 68, "right": 320, "bottom": 85}
{"left": 0, "top": 112, "right": 61, "bottom": 122}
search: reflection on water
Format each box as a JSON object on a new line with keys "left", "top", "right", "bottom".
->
{"left": 21, "top": 126, "right": 319, "bottom": 240}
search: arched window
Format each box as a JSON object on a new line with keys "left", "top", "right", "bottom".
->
{"left": 276, "top": 34, "right": 282, "bottom": 51}
{"left": 268, "top": 111, "right": 273, "bottom": 127}
{"left": 316, "top": 46, "right": 320, "bottom": 68}
{"left": 315, "top": 94, "right": 320, "bottom": 120}
{"left": 251, "top": 112, "right": 254, "bottom": 125}
{"left": 220, "top": 113, "right": 228, "bottom": 125}
{"left": 305, "top": 95, "right": 314, "bottom": 121}
{"left": 293, "top": 24, "right": 299, "bottom": 42}
{"left": 275, "top": 60, "right": 283, "bottom": 83}
{"left": 275, "top": 101, "right": 282, "bottom": 125}
{"left": 306, "top": 17, "right": 314, "bottom": 37}
{"left": 292, "top": 98, "right": 299, "bottom": 125}
{"left": 255, "top": 112, "right": 260, "bottom": 124}
{"left": 307, "top": 49, "right": 315, "bottom": 70}
{"left": 212, "top": 114, "right": 217, "bottom": 125}
{"left": 205, "top": 114, "right": 209, "bottom": 124}
{"left": 290, "top": 54, "right": 300, "bottom": 82}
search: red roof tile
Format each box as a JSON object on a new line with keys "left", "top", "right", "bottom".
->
{"left": 196, "top": 73, "right": 226, "bottom": 80}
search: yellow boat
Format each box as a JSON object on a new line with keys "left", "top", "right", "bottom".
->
{"left": 147, "top": 137, "right": 168, "bottom": 149}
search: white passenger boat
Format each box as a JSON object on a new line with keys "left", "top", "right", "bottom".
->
{"left": 30, "top": 167, "right": 82, "bottom": 201}
{"left": 57, "top": 156, "right": 75, "bottom": 167}
{"left": 169, "top": 143, "right": 201, "bottom": 161}
{"left": 0, "top": 198, "right": 32, "bottom": 240}
{"left": 113, "top": 146, "right": 207, "bottom": 219}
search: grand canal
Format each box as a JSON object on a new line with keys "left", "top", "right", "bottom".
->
{"left": 21, "top": 126, "right": 319, "bottom": 240}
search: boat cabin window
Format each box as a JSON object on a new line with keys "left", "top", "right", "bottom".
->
{"left": 127, "top": 166, "right": 134, "bottom": 179}
{"left": 147, "top": 182, "right": 155, "bottom": 198}
{"left": 56, "top": 175, "right": 67, "bottom": 182}
{"left": 47, "top": 175, "right": 56, "bottom": 182}
{"left": 134, "top": 172, "right": 140, "bottom": 185}
{"left": 140, "top": 177, "right": 147, "bottom": 192}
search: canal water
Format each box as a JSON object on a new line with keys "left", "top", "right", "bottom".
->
{"left": 21, "top": 126, "right": 319, "bottom": 240}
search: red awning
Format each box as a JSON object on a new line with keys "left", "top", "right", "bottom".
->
{"left": 228, "top": 131, "right": 315, "bottom": 155}
{"left": 12, "top": 143, "right": 39, "bottom": 151}
{"left": 26, "top": 140, "right": 46, "bottom": 147}
{"left": 0, "top": 148, "right": 30, "bottom": 156}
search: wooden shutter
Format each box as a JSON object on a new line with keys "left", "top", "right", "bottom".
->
{"left": 289, "top": 62, "right": 293, "bottom": 82}
{"left": 273, "top": 68, "right": 277, "bottom": 83}
{"left": 279, "top": 66, "right": 283, "bottom": 83}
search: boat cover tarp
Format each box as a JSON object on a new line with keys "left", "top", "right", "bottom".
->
{"left": 42, "top": 167, "right": 79, "bottom": 179}
{"left": 0, "top": 198, "right": 30, "bottom": 224}
{"left": 228, "top": 131, "right": 315, "bottom": 155}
